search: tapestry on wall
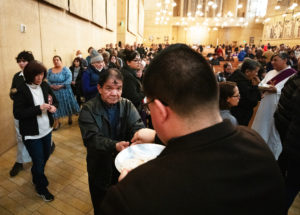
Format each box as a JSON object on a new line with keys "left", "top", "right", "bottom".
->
{"left": 263, "top": 14, "right": 300, "bottom": 40}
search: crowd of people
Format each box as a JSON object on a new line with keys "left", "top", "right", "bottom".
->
{"left": 8, "top": 41, "right": 300, "bottom": 215}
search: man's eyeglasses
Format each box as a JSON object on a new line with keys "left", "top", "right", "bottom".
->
{"left": 143, "top": 98, "right": 168, "bottom": 111}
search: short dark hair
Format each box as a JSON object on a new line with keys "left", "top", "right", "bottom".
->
{"left": 98, "top": 68, "right": 123, "bottom": 87}
{"left": 53, "top": 55, "right": 62, "bottom": 61}
{"left": 219, "top": 81, "right": 237, "bottom": 110}
{"left": 241, "top": 58, "right": 260, "bottom": 73}
{"left": 72, "top": 57, "right": 82, "bottom": 67}
{"left": 16, "top": 51, "right": 34, "bottom": 62}
{"left": 143, "top": 43, "right": 218, "bottom": 116}
{"left": 223, "top": 62, "right": 232, "bottom": 70}
{"left": 125, "top": 50, "right": 140, "bottom": 62}
{"left": 23, "top": 60, "right": 47, "bottom": 84}
{"left": 272, "top": 53, "right": 289, "bottom": 61}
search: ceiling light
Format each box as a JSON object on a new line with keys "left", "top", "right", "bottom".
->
{"left": 293, "top": 12, "right": 300, "bottom": 17}
{"left": 197, "top": 4, "right": 202, "bottom": 9}
{"left": 217, "top": 13, "right": 221, "bottom": 17}
{"left": 237, "top": 4, "right": 243, "bottom": 9}
{"left": 156, "top": 2, "right": 162, "bottom": 7}
{"left": 227, "top": 11, "right": 233, "bottom": 17}
{"left": 172, "top": 2, "right": 177, "bottom": 7}
{"left": 289, "top": 3, "right": 298, "bottom": 10}
{"left": 165, "top": 0, "right": 170, "bottom": 4}
{"left": 282, "top": 13, "right": 287, "bottom": 17}
{"left": 213, "top": 27, "right": 218, "bottom": 31}
{"left": 275, "top": 5, "right": 280, "bottom": 10}
{"left": 187, "top": 12, "right": 191, "bottom": 16}
{"left": 168, "top": 11, "right": 172, "bottom": 15}
{"left": 264, "top": 18, "right": 270, "bottom": 23}
{"left": 212, "top": 4, "right": 217, "bottom": 9}
{"left": 208, "top": 1, "right": 214, "bottom": 6}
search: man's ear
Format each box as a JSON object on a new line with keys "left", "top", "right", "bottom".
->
{"left": 97, "top": 84, "right": 102, "bottom": 94}
{"left": 153, "top": 99, "right": 168, "bottom": 122}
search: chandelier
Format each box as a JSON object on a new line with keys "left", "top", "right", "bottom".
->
{"left": 155, "top": 0, "right": 177, "bottom": 25}
{"left": 154, "top": 0, "right": 269, "bottom": 30}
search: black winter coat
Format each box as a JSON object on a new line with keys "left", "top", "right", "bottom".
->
{"left": 100, "top": 120, "right": 285, "bottom": 215}
{"left": 274, "top": 72, "right": 300, "bottom": 160}
{"left": 121, "top": 64, "right": 144, "bottom": 111}
{"left": 69, "top": 65, "right": 84, "bottom": 97}
{"left": 228, "top": 69, "right": 261, "bottom": 126}
{"left": 10, "top": 71, "right": 25, "bottom": 100}
{"left": 13, "top": 81, "right": 58, "bottom": 137}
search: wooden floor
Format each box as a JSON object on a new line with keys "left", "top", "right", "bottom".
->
{"left": 0, "top": 116, "right": 300, "bottom": 214}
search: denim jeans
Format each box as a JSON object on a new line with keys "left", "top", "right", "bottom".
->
{"left": 24, "top": 132, "right": 52, "bottom": 193}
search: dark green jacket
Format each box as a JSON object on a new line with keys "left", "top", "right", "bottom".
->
{"left": 78, "top": 94, "right": 145, "bottom": 152}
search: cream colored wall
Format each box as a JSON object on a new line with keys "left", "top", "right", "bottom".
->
{"left": 143, "top": 9, "right": 173, "bottom": 46}
{"left": 144, "top": 23, "right": 263, "bottom": 46}
{"left": 218, "top": 23, "right": 264, "bottom": 46}
{"left": 117, "top": 0, "right": 143, "bottom": 46}
{"left": 0, "top": 0, "right": 123, "bottom": 154}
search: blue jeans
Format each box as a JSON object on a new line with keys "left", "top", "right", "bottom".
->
{"left": 24, "top": 132, "right": 52, "bottom": 193}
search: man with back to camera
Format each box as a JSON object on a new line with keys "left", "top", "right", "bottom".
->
{"left": 99, "top": 44, "right": 285, "bottom": 215}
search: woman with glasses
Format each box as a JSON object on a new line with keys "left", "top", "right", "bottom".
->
{"left": 121, "top": 50, "right": 144, "bottom": 113}
{"left": 219, "top": 82, "right": 240, "bottom": 126}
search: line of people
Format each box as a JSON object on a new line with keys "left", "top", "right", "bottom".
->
{"left": 8, "top": 42, "right": 300, "bottom": 215}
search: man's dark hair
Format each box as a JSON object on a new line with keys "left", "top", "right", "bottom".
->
{"left": 143, "top": 43, "right": 218, "bottom": 116}
{"left": 240, "top": 58, "right": 260, "bottom": 74}
{"left": 98, "top": 68, "right": 123, "bottom": 87}
{"left": 23, "top": 60, "right": 47, "bottom": 84}
{"left": 273, "top": 52, "right": 289, "bottom": 60}
{"left": 219, "top": 81, "right": 237, "bottom": 110}
{"left": 16, "top": 51, "right": 34, "bottom": 62}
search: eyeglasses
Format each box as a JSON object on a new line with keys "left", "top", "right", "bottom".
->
{"left": 231, "top": 94, "right": 240, "bottom": 98}
{"left": 143, "top": 98, "right": 154, "bottom": 111}
{"left": 132, "top": 58, "right": 141, "bottom": 62}
{"left": 17, "top": 59, "right": 27, "bottom": 63}
{"left": 143, "top": 97, "right": 168, "bottom": 111}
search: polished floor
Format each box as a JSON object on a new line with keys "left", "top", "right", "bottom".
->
{"left": 0, "top": 117, "right": 300, "bottom": 214}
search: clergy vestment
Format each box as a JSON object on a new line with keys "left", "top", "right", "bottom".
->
{"left": 252, "top": 66, "right": 296, "bottom": 159}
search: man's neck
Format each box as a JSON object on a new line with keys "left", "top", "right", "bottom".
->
{"left": 165, "top": 110, "right": 223, "bottom": 142}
